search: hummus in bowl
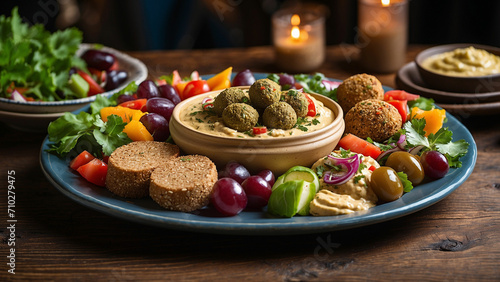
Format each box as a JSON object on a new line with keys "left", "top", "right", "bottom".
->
{"left": 415, "top": 43, "right": 500, "bottom": 93}
{"left": 170, "top": 88, "right": 345, "bottom": 175}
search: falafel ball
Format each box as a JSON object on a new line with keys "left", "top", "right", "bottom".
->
{"left": 263, "top": 102, "right": 297, "bottom": 130}
{"left": 222, "top": 103, "right": 259, "bottom": 132}
{"left": 336, "top": 73, "right": 384, "bottom": 114}
{"left": 249, "top": 78, "right": 281, "bottom": 109}
{"left": 282, "top": 89, "right": 309, "bottom": 117}
{"left": 213, "top": 87, "right": 249, "bottom": 116}
{"left": 344, "top": 99, "right": 402, "bottom": 142}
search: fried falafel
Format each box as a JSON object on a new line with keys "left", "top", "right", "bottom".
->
{"left": 282, "top": 89, "right": 308, "bottom": 117}
{"left": 249, "top": 78, "right": 281, "bottom": 109}
{"left": 336, "top": 73, "right": 384, "bottom": 114}
{"left": 213, "top": 87, "right": 249, "bottom": 116}
{"left": 344, "top": 99, "right": 402, "bottom": 142}
{"left": 262, "top": 102, "right": 297, "bottom": 130}
{"left": 222, "top": 103, "right": 259, "bottom": 132}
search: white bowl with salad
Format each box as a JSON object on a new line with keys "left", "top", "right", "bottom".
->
{"left": 0, "top": 8, "right": 147, "bottom": 127}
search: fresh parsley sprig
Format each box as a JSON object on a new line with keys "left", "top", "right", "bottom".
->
{"left": 404, "top": 118, "right": 469, "bottom": 168}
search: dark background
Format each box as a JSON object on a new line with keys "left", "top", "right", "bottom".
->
{"left": 2, "top": 0, "right": 500, "bottom": 51}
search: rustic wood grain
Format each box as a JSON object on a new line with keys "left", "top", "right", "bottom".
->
{"left": 1, "top": 45, "right": 499, "bottom": 281}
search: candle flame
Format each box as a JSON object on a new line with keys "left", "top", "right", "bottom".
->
{"left": 291, "top": 26, "right": 300, "bottom": 39}
{"left": 291, "top": 14, "right": 300, "bottom": 26}
{"left": 381, "top": 0, "right": 390, "bottom": 6}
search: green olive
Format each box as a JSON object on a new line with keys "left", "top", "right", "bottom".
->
{"left": 385, "top": 151, "right": 424, "bottom": 185}
{"left": 370, "top": 167, "right": 403, "bottom": 202}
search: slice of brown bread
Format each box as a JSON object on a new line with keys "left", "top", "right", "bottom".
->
{"left": 150, "top": 155, "right": 218, "bottom": 212}
{"left": 106, "top": 141, "right": 180, "bottom": 198}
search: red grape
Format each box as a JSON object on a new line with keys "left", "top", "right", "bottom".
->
{"left": 257, "top": 169, "right": 275, "bottom": 187}
{"left": 139, "top": 113, "right": 169, "bottom": 141}
{"left": 81, "top": 49, "right": 116, "bottom": 71}
{"left": 137, "top": 80, "right": 161, "bottom": 99}
{"left": 241, "top": 175, "right": 272, "bottom": 208}
{"left": 158, "top": 84, "right": 181, "bottom": 105}
{"left": 420, "top": 150, "right": 449, "bottom": 179}
{"left": 146, "top": 97, "right": 175, "bottom": 121}
{"left": 232, "top": 69, "right": 256, "bottom": 86}
{"left": 219, "top": 161, "right": 250, "bottom": 184}
{"left": 105, "top": 70, "right": 128, "bottom": 91}
{"left": 211, "top": 178, "right": 247, "bottom": 216}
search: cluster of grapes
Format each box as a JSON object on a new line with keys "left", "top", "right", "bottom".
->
{"left": 117, "top": 80, "right": 181, "bottom": 142}
{"left": 211, "top": 161, "right": 275, "bottom": 216}
{"left": 80, "top": 49, "right": 129, "bottom": 92}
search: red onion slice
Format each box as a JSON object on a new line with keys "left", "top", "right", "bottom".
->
{"left": 323, "top": 154, "right": 360, "bottom": 185}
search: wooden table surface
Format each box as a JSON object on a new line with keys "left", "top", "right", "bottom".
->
{"left": 1, "top": 45, "right": 499, "bottom": 281}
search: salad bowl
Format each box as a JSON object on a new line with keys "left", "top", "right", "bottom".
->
{"left": 0, "top": 44, "right": 148, "bottom": 132}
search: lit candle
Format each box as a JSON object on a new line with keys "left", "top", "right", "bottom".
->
{"left": 272, "top": 6, "right": 325, "bottom": 73}
{"left": 358, "top": 0, "right": 409, "bottom": 73}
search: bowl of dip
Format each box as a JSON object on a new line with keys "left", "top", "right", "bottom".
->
{"left": 415, "top": 44, "right": 500, "bottom": 93}
{"left": 169, "top": 87, "right": 345, "bottom": 175}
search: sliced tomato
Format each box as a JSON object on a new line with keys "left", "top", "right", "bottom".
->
{"left": 77, "top": 69, "right": 105, "bottom": 96}
{"left": 252, "top": 126, "right": 267, "bottom": 135}
{"left": 109, "top": 60, "right": 119, "bottom": 71}
{"left": 182, "top": 80, "right": 210, "bottom": 100}
{"left": 77, "top": 158, "right": 108, "bottom": 187}
{"left": 88, "top": 67, "right": 106, "bottom": 84}
{"left": 384, "top": 90, "right": 420, "bottom": 101}
{"left": 387, "top": 99, "right": 408, "bottom": 123}
{"left": 304, "top": 94, "right": 317, "bottom": 117}
{"left": 6, "top": 82, "right": 29, "bottom": 95}
{"left": 337, "top": 134, "right": 382, "bottom": 159}
{"left": 69, "top": 150, "right": 95, "bottom": 170}
{"left": 368, "top": 165, "right": 377, "bottom": 172}
{"left": 119, "top": 98, "right": 147, "bottom": 111}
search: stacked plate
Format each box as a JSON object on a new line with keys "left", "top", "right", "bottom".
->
{"left": 0, "top": 44, "right": 148, "bottom": 132}
{"left": 396, "top": 44, "right": 500, "bottom": 116}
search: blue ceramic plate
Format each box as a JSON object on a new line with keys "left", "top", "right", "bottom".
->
{"left": 39, "top": 74, "right": 477, "bottom": 235}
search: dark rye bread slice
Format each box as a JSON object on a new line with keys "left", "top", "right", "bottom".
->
{"left": 150, "top": 155, "right": 218, "bottom": 212}
{"left": 106, "top": 141, "right": 180, "bottom": 198}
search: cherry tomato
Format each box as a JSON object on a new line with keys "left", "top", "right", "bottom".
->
{"left": 88, "top": 68, "right": 106, "bottom": 84}
{"left": 337, "top": 133, "right": 382, "bottom": 159}
{"left": 252, "top": 126, "right": 267, "bottom": 135}
{"left": 119, "top": 98, "right": 148, "bottom": 111}
{"left": 77, "top": 159, "right": 108, "bottom": 187}
{"left": 69, "top": 150, "right": 95, "bottom": 170}
{"left": 77, "top": 69, "right": 105, "bottom": 96}
{"left": 384, "top": 90, "right": 420, "bottom": 101}
{"left": 182, "top": 80, "right": 210, "bottom": 100}
{"left": 304, "top": 94, "right": 316, "bottom": 117}
{"left": 386, "top": 99, "right": 408, "bottom": 123}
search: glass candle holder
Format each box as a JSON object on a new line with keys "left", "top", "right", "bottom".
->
{"left": 272, "top": 5, "right": 326, "bottom": 73}
{"left": 358, "top": 0, "right": 409, "bottom": 73}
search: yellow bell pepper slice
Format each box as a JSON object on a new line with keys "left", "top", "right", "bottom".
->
{"left": 410, "top": 107, "right": 446, "bottom": 136}
{"left": 206, "top": 67, "right": 232, "bottom": 90}
{"left": 122, "top": 120, "right": 154, "bottom": 141}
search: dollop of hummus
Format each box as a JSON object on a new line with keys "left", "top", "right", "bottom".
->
{"left": 309, "top": 151, "right": 379, "bottom": 216}
{"left": 422, "top": 46, "right": 500, "bottom": 77}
